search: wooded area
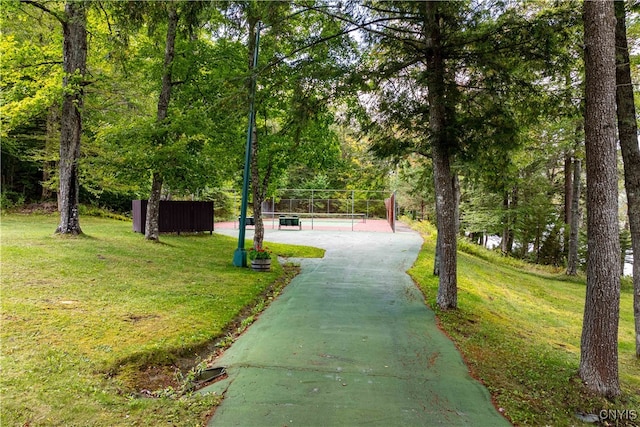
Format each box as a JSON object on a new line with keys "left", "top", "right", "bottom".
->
{"left": 1, "top": 0, "right": 639, "bottom": 398}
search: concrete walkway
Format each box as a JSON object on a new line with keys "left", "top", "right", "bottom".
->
{"left": 201, "top": 225, "right": 510, "bottom": 426}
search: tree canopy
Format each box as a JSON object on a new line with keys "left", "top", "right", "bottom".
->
{"left": 2, "top": 0, "right": 636, "bottom": 261}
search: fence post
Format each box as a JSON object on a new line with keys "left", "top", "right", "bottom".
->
{"left": 351, "top": 190, "right": 355, "bottom": 231}
{"left": 393, "top": 191, "right": 397, "bottom": 233}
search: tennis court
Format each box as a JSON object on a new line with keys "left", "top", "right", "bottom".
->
{"left": 214, "top": 216, "right": 394, "bottom": 233}
{"left": 214, "top": 188, "right": 397, "bottom": 232}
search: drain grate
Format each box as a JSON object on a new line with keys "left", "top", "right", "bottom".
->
{"left": 196, "top": 366, "right": 226, "bottom": 384}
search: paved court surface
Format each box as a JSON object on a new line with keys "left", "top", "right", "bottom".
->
{"left": 214, "top": 217, "right": 394, "bottom": 233}
{"left": 201, "top": 225, "right": 511, "bottom": 426}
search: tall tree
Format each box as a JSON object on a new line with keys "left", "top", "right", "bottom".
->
{"left": 56, "top": 0, "right": 86, "bottom": 234}
{"left": 19, "top": 1, "right": 87, "bottom": 234}
{"left": 361, "top": 0, "right": 579, "bottom": 306}
{"left": 580, "top": 0, "right": 621, "bottom": 398}
{"left": 98, "top": 1, "right": 229, "bottom": 240}
{"left": 230, "top": 1, "right": 354, "bottom": 251}
{"left": 91, "top": 1, "right": 244, "bottom": 207}
{"left": 424, "top": 0, "right": 457, "bottom": 309}
{"left": 614, "top": 0, "right": 640, "bottom": 358}
{"left": 145, "top": 2, "right": 178, "bottom": 241}
{"left": 564, "top": 151, "right": 573, "bottom": 255}
{"left": 247, "top": 13, "right": 264, "bottom": 249}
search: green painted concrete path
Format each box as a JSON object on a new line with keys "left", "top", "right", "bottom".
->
{"left": 202, "top": 226, "right": 511, "bottom": 426}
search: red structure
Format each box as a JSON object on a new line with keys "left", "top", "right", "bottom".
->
{"left": 384, "top": 192, "right": 396, "bottom": 233}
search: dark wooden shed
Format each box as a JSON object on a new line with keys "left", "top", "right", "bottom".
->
{"left": 132, "top": 200, "right": 214, "bottom": 234}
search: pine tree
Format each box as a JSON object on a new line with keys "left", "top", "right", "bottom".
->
{"left": 580, "top": 0, "right": 621, "bottom": 398}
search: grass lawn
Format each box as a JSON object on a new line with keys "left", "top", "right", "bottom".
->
{"left": 407, "top": 220, "right": 640, "bottom": 426}
{"left": 0, "top": 213, "right": 324, "bottom": 426}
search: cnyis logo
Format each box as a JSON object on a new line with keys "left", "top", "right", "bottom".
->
{"left": 599, "top": 409, "right": 638, "bottom": 422}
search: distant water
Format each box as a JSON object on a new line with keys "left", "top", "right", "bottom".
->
{"left": 624, "top": 251, "right": 633, "bottom": 277}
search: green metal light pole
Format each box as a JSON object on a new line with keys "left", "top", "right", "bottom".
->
{"left": 232, "top": 4, "right": 342, "bottom": 267}
{"left": 233, "top": 23, "right": 261, "bottom": 267}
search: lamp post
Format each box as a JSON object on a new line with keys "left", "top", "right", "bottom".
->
{"left": 233, "top": 22, "right": 261, "bottom": 267}
{"left": 232, "top": 4, "right": 343, "bottom": 267}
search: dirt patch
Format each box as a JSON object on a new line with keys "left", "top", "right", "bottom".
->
{"left": 135, "top": 365, "right": 182, "bottom": 394}
{"left": 17, "top": 202, "right": 58, "bottom": 214}
{"left": 115, "top": 262, "right": 301, "bottom": 396}
{"left": 123, "top": 314, "right": 161, "bottom": 323}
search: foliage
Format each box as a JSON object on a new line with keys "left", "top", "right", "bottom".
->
{"left": 358, "top": 0, "right": 580, "bottom": 160}
{"left": 0, "top": 190, "right": 26, "bottom": 211}
{"left": 248, "top": 245, "right": 272, "bottom": 260}
{"left": 0, "top": 214, "right": 322, "bottom": 426}
{"left": 89, "top": 3, "right": 247, "bottom": 200}
{"left": 2, "top": 0, "right": 393, "bottom": 213}
{"left": 0, "top": 2, "right": 63, "bottom": 203}
{"left": 394, "top": 156, "right": 435, "bottom": 221}
{"left": 240, "top": 2, "right": 359, "bottom": 204}
{"left": 354, "top": 1, "right": 585, "bottom": 268}
{"left": 280, "top": 125, "right": 394, "bottom": 194}
{"left": 0, "top": 2, "right": 63, "bottom": 136}
{"left": 199, "top": 188, "right": 238, "bottom": 222}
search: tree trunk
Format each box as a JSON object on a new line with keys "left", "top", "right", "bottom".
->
{"left": 453, "top": 174, "right": 460, "bottom": 236}
{"left": 145, "top": 3, "right": 178, "bottom": 241}
{"left": 620, "top": 225, "right": 631, "bottom": 276}
{"left": 564, "top": 152, "right": 573, "bottom": 256}
{"left": 614, "top": 0, "right": 640, "bottom": 358}
{"left": 506, "top": 186, "right": 517, "bottom": 253}
{"left": 432, "top": 144, "right": 457, "bottom": 309}
{"left": 55, "top": 1, "right": 86, "bottom": 235}
{"left": 580, "top": 0, "right": 621, "bottom": 398}
{"left": 566, "top": 158, "right": 581, "bottom": 276}
{"left": 145, "top": 172, "right": 163, "bottom": 241}
{"left": 437, "top": 174, "right": 460, "bottom": 274}
{"left": 44, "top": 103, "right": 59, "bottom": 201}
{"left": 501, "top": 192, "right": 510, "bottom": 254}
{"left": 535, "top": 224, "right": 541, "bottom": 264}
{"left": 506, "top": 229, "right": 514, "bottom": 254}
{"left": 246, "top": 18, "right": 266, "bottom": 251}
{"left": 425, "top": 1, "right": 457, "bottom": 310}
{"left": 433, "top": 230, "right": 440, "bottom": 276}
{"left": 564, "top": 153, "right": 573, "bottom": 225}
{"left": 251, "top": 124, "right": 265, "bottom": 249}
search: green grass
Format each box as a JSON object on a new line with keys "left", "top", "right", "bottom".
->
{"left": 407, "top": 220, "right": 640, "bottom": 426}
{"left": 0, "top": 213, "right": 324, "bottom": 426}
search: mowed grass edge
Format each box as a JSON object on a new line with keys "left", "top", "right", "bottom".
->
{"left": 407, "top": 219, "right": 640, "bottom": 426}
{"left": 0, "top": 213, "right": 324, "bottom": 426}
